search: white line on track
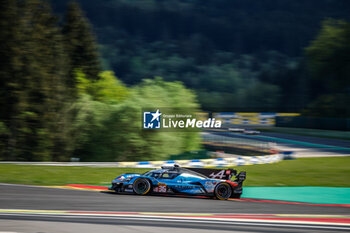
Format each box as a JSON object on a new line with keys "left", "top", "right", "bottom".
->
{"left": 0, "top": 213, "right": 349, "bottom": 231}
{"left": 1, "top": 208, "right": 349, "bottom": 219}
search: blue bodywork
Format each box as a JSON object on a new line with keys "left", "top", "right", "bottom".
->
{"left": 110, "top": 166, "right": 245, "bottom": 197}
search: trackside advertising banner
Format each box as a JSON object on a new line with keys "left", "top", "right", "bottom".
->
{"left": 142, "top": 108, "right": 222, "bottom": 131}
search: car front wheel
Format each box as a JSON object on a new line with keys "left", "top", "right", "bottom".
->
{"left": 133, "top": 178, "right": 151, "bottom": 195}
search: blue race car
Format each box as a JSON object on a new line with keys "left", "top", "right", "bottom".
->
{"left": 109, "top": 164, "right": 246, "bottom": 200}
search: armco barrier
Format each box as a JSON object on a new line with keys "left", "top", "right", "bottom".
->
{"left": 0, "top": 153, "right": 287, "bottom": 167}
{"left": 213, "top": 112, "right": 300, "bottom": 126}
{"left": 116, "top": 153, "right": 284, "bottom": 168}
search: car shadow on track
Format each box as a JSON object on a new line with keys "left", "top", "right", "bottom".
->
{"left": 99, "top": 190, "right": 217, "bottom": 200}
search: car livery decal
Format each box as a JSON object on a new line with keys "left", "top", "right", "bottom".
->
{"left": 153, "top": 183, "right": 167, "bottom": 193}
{"left": 204, "top": 180, "right": 218, "bottom": 193}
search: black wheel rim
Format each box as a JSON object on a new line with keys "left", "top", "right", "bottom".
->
{"left": 137, "top": 181, "right": 147, "bottom": 192}
{"left": 216, "top": 184, "right": 231, "bottom": 199}
{"left": 218, "top": 186, "right": 228, "bottom": 196}
{"left": 134, "top": 179, "right": 150, "bottom": 194}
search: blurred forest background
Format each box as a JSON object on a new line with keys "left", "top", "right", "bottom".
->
{"left": 0, "top": 0, "right": 349, "bottom": 161}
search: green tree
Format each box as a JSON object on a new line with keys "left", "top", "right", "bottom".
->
{"left": 306, "top": 19, "right": 350, "bottom": 93}
{"left": 0, "top": 0, "right": 23, "bottom": 160}
{"left": 62, "top": 1, "right": 101, "bottom": 92}
{"left": 305, "top": 19, "right": 350, "bottom": 116}
{"left": 18, "top": 0, "right": 70, "bottom": 161}
{"left": 0, "top": 0, "right": 71, "bottom": 161}
{"left": 72, "top": 74, "right": 201, "bottom": 162}
{"left": 76, "top": 70, "right": 129, "bottom": 103}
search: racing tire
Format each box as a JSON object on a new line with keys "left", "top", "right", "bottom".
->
{"left": 214, "top": 182, "right": 232, "bottom": 200}
{"left": 133, "top": 178, "right": 151, "bottom": 195}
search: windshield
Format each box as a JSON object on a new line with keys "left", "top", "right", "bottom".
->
{"left": 144, "top": 171, "right": 161, "bottom": 178}
{"left": 160, "top": 172, "right": 179, "bottom": 179}
{"left": 144, "top": 171, "right": 179, "bottom": 179}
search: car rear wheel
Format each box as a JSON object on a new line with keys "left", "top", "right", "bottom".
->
{"left": 214, "top": 182, "right": 232, "bottom": 200}
{"left": 133, "top": 178, "right": 151, "bottom": 195}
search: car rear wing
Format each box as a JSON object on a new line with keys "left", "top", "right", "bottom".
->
{"left": 235, "top": 171, "right": 246, "bottom": 183}
{"left": 184, "top": 167, "right": 244, "bottom": 180}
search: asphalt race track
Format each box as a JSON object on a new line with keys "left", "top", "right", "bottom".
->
{"left": 0, "top": 184, "right": 349, "bottom": 232}
{"left": 0, "top": 183, "right": 349, "bottom": 214}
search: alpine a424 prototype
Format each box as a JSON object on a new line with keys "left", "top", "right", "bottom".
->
{"left": 109, "top": 164, "right": 246, "bottom": 200}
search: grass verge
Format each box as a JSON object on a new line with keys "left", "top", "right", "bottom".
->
{"left": 258, "top": 127, "right": 350, "bottom": 141}
{"left": 0, "top": 157, "right": 349, "bottom": 187}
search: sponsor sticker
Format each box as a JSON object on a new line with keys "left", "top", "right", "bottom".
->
{"left": 153, "top": 183, "right": 167, "bottom": 193}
